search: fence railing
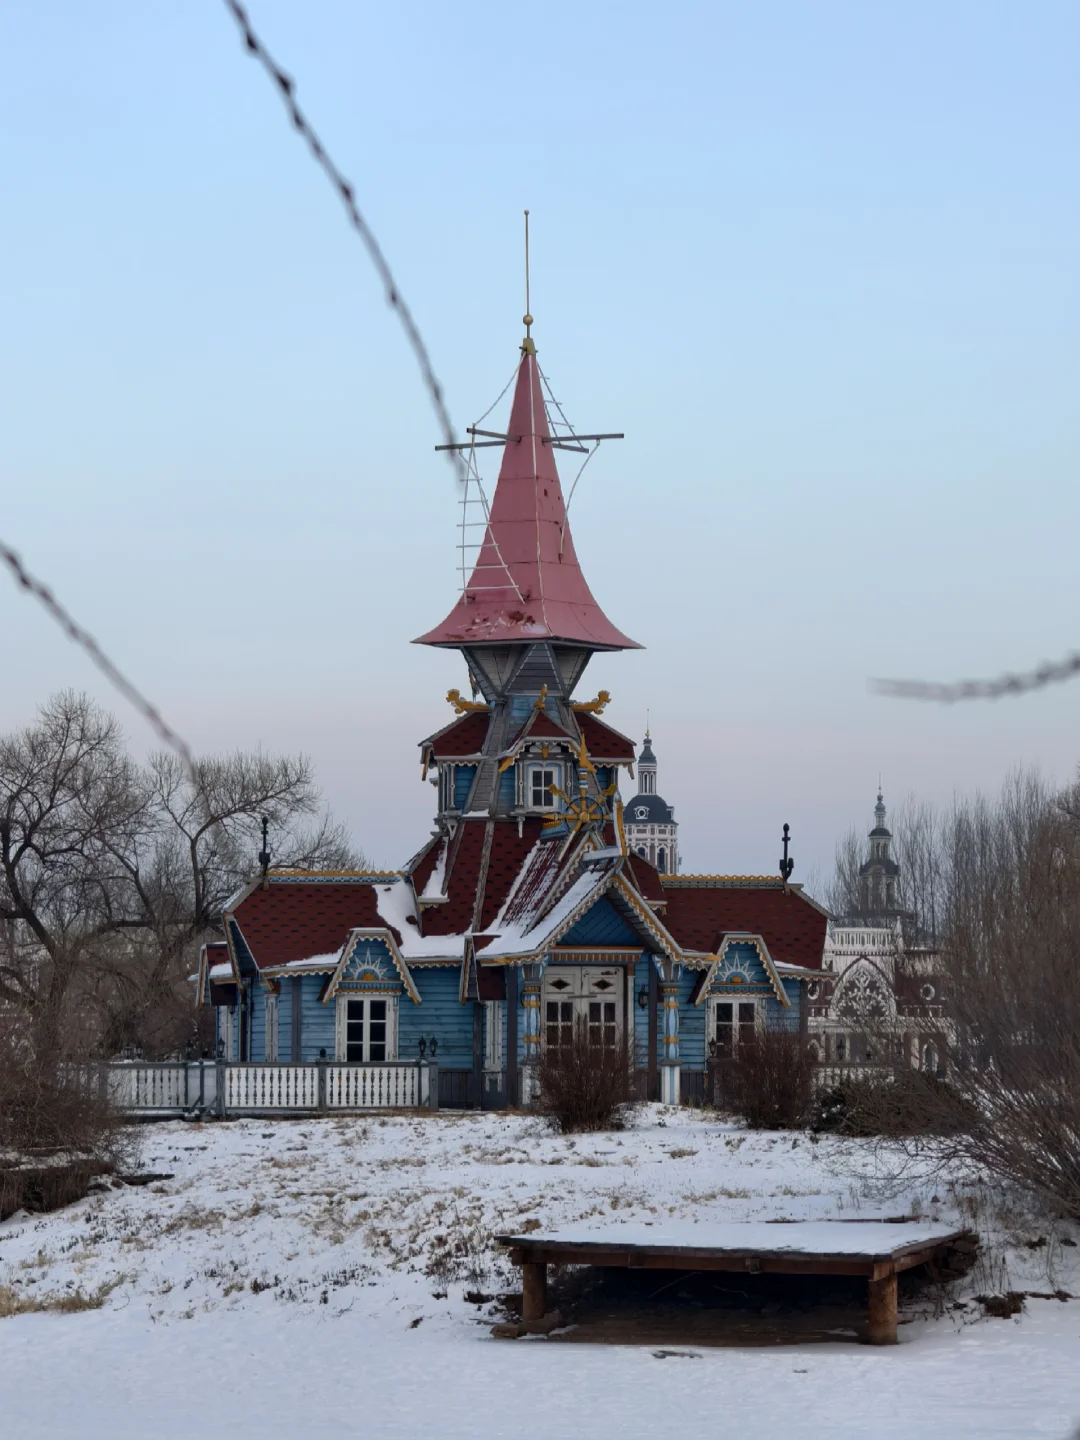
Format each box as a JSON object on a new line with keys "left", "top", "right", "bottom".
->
{"left": 98, "top": 1060, "right": 435, "bottom": 1118}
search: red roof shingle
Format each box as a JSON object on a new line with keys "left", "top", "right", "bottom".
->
{"left": 230, "top": 879, "right": 395, "bottom": 970}
{"left": 420, "top": 820, "right": 488, "bottom": 936}
{"left": 577, "top": 712, "right": 636, "bottom": 762}
{"left": 659, "top": 880, "right": 827, "bottom": 970}
{"left": 421, "top": 712, "right": 490, "bottom": 758}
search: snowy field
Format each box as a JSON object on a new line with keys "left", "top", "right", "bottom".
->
{"left": 1, "top": 1107, "right": 1077, "bottom": 1439}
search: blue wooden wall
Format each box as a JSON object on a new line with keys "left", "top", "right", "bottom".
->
{"left": 454, "top": 765, "right": 477, "bottom": 810}
{"left": 400, "top": 966, "right": 474, "bottom": 1069}
{"left": 560, "top": 899, "right": 641, "bottom": 947}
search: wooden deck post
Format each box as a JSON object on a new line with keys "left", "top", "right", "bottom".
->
{"left": 867, "top": 1268, "right": 898, "bottom": 1344}
{"left": 521, "top": 1262, "right": 548, "bottom": 1324}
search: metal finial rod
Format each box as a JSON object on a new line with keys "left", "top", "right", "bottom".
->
{"left": 524, "top": 209, "right": 531, "bottom": 332}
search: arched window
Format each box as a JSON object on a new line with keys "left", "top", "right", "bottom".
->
{"left": 636, "top": 845, "right": 647, "bottom": 858}
{"left": 921, "top": 1042, "right": 938, "bottom": 1075}
{"left": 657, "top": 846, "right": 667, "bottom": 873}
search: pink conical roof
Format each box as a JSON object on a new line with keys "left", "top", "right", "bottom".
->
{"left": 415, "top": 349, "right": 640, "bottom": 650}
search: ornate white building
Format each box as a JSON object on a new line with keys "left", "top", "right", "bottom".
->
{"left": 622, "top": 731, "right": 679, "bottom": 874}
{"left": 807, "top": 792, "right": 946, "bottom": 1074}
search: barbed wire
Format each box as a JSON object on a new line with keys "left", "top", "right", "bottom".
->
{"left": 220, "top": 0, "right": 466, "bottom": 485}
{"left": 874, "top": 651, "right": 1080, "bottom": 703}
{"left": 0, "top": 540, "right": 196, "bottom": 773}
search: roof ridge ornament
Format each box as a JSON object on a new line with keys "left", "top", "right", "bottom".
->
{"left": 779, "top": 823, "right": 794, "bottom": 889}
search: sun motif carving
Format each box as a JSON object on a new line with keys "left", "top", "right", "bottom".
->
{"left": 344, "top": 948, "right": 390, "bottom": 982}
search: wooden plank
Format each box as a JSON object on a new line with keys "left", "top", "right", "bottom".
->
{"left": 522, "top": 1262, "right": 547, "bottom": 1323}
{"left": 867, "top": 1269, "right": 898, "bottom": 1344}
{"left": 495, "top": 1228, "right": 968, "bottom": 1269}
{"left": 503, "top": 1247, "right": 880, "bottom": 1277}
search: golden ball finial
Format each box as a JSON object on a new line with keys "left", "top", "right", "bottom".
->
{"left": 523, "top": 313, "right": 533, "bottom": 328}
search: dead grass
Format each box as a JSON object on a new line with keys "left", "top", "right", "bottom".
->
{"left": 0, "top": 1274, "right": 126, "bottom": 1318}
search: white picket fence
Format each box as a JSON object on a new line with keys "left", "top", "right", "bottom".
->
{"left": 326, "top": 1063, "right": 419, "bottom": 1110}
{"left": 224, "top": 1064, "right": 320, "bottom": 1111}
{"left": 96, "top": 1061, "right": 432, "bottom": 1118}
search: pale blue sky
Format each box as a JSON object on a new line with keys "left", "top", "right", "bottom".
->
{"left": 2, "top": 1, "right": 1078, "bottom": 879}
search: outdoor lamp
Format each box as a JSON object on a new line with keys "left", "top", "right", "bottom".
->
{"left": 418, "top": 1037, "right": 427, "bottom": 1059}
{"left": 637, "top": 985, "right": 649, "bottom": 1011}
{"left": 429, "top": 1037, "right": 438, "bottom": 1058}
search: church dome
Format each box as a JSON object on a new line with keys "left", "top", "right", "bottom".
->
{"left": 625, "top": 794, "right": 674, "bottom": 824}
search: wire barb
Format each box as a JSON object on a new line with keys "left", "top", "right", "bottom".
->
{"left": 874, "top": 651, "right": 1080, "bottom": 704}
{"left": 220, "top": 0, "right": 466, "bottom": 483}
{"left": 0, "top": 540, "right": 196, "bottom": 775}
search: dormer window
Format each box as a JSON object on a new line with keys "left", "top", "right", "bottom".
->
{"left": 527, "top": 764, "right": 561, "bottom": 811}
{"left": 438, "top": 765, "right": 454, "bottom": 812}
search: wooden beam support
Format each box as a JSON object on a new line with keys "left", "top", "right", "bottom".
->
{"left": 867, "top": 1269, "right": 898, "bottom": 1345}
{"left": 521, "top": 1262, "right": 548, "bottom": 1324}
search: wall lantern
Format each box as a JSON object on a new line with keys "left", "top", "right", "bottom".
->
{"left": 429, "top": 1037, "right": 438, "bottom": 1058}
{"left": 637, "top": 985, "right": 650, "bottom": 1011}
{"left": 417, "top": 1037, "right": 427, "bottom": 1059}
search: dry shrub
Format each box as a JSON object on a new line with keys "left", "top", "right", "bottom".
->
{"left": 716, "top": 1030, "right": 813, "bottom": 1130}
{"left": 0, "top": 1026, "right": 132, "bottom": 1218}
{"left": 812, "top": 1068, "right": 975, "bottom": 1138}
{"left": 535, "top": 1023, "right": 634, "bottom": 1133}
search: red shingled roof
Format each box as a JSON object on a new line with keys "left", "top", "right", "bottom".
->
{"left": 659, "top": 880, "right": 827, "bottom": 970}
{"left": 407, "top": 835, "right": 445, "bottom": 897}
{"left": 414, "top": 350, "right": 640, "bottom": 652}
{"left": 229, "top": 879, "right": 396, "bottom": 970}
{"left": 625, "top": 853, "right": 666, "bottom": 904}
{"left": 420, "top": 820, "right": 488, "bottom": 936}
{"left": 511, "top": 710, "right": 574, "bottom": 745}
{"left": 477, "top": 819, "right": 546, "bottom": 929}
{"left": 422, "top": 712, "right": 490, "bottom": 758}
{"left": 577, "top": 712, "right": 636, "bottom": 762}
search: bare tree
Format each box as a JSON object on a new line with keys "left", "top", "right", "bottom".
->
{"left": 826, "top": 770, "right": 1080, "bottom": 1218}
{"left": 0, "top": 692, "right": 368, "bottom": 1057}
{"left": 824, "top": 827, "right": 862, "bottom": 919}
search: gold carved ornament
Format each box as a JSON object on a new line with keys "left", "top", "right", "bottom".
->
{"left": 446, "top": 688, "right": 489, "bottom": 715}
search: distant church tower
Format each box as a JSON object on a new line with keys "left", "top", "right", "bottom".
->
{"left": 857, "top": 790, "right": 902, "bottom": 920}
{"left": 623, "top": 730, "right": 679, "bottom": 874}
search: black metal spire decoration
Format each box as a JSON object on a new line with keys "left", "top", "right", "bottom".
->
{"left": 779, "top": 823, "right": 794, "bottom": 885}
{"left": 258, "top": 815, "right": 271, "bottom": 887}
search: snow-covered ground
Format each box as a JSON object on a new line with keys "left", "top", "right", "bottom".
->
{"left": 1, "top": 1107, "right": 1077, "bottom": 1438}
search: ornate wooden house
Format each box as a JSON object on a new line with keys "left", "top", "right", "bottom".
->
{"left": 199, "top": 316, "right": 828, "bottom": 1106}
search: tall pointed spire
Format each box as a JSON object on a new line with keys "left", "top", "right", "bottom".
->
{"left": 415, "top": 337, "right": 640, "bottom": 652}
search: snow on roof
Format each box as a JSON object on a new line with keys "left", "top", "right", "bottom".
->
{"left": 208, "top": 963, "right": 236, "bottom": 982}
{"left": 479, "top": 861, "right": 612, "bottom": 959}
{"left": 267, "top": 953, "right": 342, "bottom": 974}
{"left": 375, "top": 879, "right": 466, "bottom": 960}
{"left": 419, "top": 840, "right": 449, "bottom": 901}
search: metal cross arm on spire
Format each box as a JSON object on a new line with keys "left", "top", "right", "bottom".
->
{"left": 542, "top": 433, "right": 624, "bottom": 444}
{"left": 434, "top": 440, "right": 506, "bottom": 451}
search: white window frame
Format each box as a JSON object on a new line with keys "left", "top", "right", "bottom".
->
{"left": 484, "top": 1000, "right": 505, "bottom": 1070}
{"left": 220, "top": 1004, "right": 236, "bottom": 1061}
{"left": 438, "top": 765, "right": 454, "bottom": 812}
{"left": 264, "top": 991, "right": 279, "bottom": 1063}
{"left": 526, "top": 763, "right": 561, "bottom": 812}
{"left": 335, "top": 994, "right": 398, "bottom": 1063}
{"left": 709, "top": 996, "right": 760, "bottom": 1058}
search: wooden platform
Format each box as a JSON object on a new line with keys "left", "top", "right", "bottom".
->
{"left": 496, "top": 1221, "right": 972, "bottom": 1344}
